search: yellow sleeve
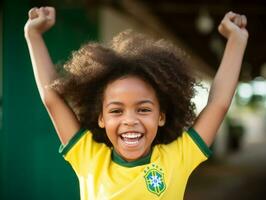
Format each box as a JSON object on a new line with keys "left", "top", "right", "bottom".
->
{"left": 58, "top": 129, "right": 107, "bottom": 176}
{"left": 177, "top": 128, "right": 212, "bottom": 174}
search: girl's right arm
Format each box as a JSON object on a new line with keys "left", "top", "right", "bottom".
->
{"left": 24, "top": 7, "right": 80, "bottom": 145}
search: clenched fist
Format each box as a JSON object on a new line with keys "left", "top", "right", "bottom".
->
{"left": 218, "top": 11, "right": 248, "bottom": 42}
{"left": 24, "top": 7, "right": 56, "bottom": 37}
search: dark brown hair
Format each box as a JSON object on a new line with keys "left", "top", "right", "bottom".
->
{"left": 51, "top": 30, "right": 198, "bottom": 146}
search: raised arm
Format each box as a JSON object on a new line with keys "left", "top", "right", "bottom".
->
{"left": 193, "top": 12, "right": 248, "bottom": 146}
{"left": 24, "top": 7, "right": 80, "bottom": 144}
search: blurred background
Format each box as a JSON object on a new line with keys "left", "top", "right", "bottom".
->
{"left": 1, "top": 0, "right": 265, "bottom": 199}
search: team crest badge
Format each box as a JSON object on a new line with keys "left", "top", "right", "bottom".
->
{"left": 143, "top": 164, "right": 166, "bottom": 196}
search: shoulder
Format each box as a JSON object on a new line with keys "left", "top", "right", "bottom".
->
{"left": 155, "top": 128, "right": 212, "bottom": 158}
{"left": 59, "top": 128, "right": 90, "bottom": 155}
{"left": 59, "top": 129, "right": 109, "bottom": 157}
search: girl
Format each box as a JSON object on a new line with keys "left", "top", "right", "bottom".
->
{"left": 24, "top": 7, "right": 248, "bottom": 200}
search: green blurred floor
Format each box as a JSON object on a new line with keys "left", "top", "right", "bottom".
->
{"left": 185, "top": 140, "right": 266, "bottom": 199}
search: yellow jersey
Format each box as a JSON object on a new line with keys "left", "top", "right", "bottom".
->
{"left": 59, "top": 128, "right": 211, "bottom": 200}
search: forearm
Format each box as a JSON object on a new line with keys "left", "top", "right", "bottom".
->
{"left": 25, "top": 32, "right": 58, "bottom": 101}
{"left": 208, "top": 34, "right": 247, "bottom": 108}
{"left": 193, "top": 12, "right": 248, "bottom": 146}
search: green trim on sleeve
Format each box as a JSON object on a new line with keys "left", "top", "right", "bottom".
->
{"left": 187, "top": 128, "right": 212, "bottom": 157}
{"left": 59, "top": 128, "right": 87, "bottom": 156}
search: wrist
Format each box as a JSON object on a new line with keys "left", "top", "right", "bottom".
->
{"left": 228, "top": 30, "right": 248, "bottom": 46}
{"left": 24, "top": 28, "right": 43, "bottom": 40}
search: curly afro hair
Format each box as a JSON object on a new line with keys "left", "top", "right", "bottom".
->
{"left": 51, "top": 30, "right": 198, "bottom": 147}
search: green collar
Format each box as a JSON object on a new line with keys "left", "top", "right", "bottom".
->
{"left": 111, "top": 150, "right": 152, "bottom": 167}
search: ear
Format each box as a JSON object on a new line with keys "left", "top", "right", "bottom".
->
{"left": 98, "top": 113, "right": 105, "bottom": 128}
{"left": 158, "top": 112, "right": 166, "bottom": 127}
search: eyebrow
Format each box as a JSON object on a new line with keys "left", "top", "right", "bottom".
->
{"left": 105, "top": 100, "right": 154, "bottom": 108}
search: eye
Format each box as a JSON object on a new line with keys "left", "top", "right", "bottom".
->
{"left": 109, "top": 109, "right": 123, "bottom": 114}
{"left": 138, "top": 108, "right": 152, "bottom": 113}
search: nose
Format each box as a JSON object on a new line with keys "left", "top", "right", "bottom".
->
{"left": 122, "top": 112, "right": 139, "bottom": 126}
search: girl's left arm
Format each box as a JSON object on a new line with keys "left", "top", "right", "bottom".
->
{"left": 193, "top": 12, "right": 249, "bottom": 147}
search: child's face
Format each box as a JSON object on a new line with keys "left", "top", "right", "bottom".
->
{"left": 98, "top": 76, "right": 165, "bottom": 162}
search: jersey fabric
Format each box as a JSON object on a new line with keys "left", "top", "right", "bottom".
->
{"left": 59, "top": 128, "right": 212, "bottom": 200}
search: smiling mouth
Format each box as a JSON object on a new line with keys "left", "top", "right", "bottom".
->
{"left": 119, "top": 132, "right": 144, "bottom": 145}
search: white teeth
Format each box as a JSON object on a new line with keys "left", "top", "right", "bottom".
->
{"left": 121, "top": 133, "right": 142, "bottom": 138}
{"left": 120, "top": 132, "right": 143, "bottom": 146}
{"left": 124, "top": 140, "right": 139, "bottom": 145}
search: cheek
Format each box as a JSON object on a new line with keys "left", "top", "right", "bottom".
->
{"left": 143, "top": 117, "right": 159, "bottom": 133}
{"left": 144, "top": 113, "right": 160, "bottom": 126}
{"left": 103, "top": 117, "right": 119, "bottom": 133}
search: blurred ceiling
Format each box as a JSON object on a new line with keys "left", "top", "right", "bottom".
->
{"left": 30, "top": 0, "right": 266, "bottom": 80}
{"left": 116, "top": 0, "right": 266, "bottom": 80}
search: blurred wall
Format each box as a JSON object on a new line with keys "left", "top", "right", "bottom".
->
{"left": 100, "top": 6, "right": 141, "bottom": 43}
{"left": 0, "top": 0, "right": 3, "bottom": 129}
{"left": 1, "top": 0, "right": 98, "bottom": 199}
{"left": 0, "top": 3, "right": 2, "bottom": 101}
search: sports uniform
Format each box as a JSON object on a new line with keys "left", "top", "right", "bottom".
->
{"left": 60, "top": 128, "right": 211, "bottom": 200}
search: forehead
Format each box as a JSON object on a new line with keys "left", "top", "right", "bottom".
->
{"left": 103, "top": 76, "right": 158, "bottom": 103}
